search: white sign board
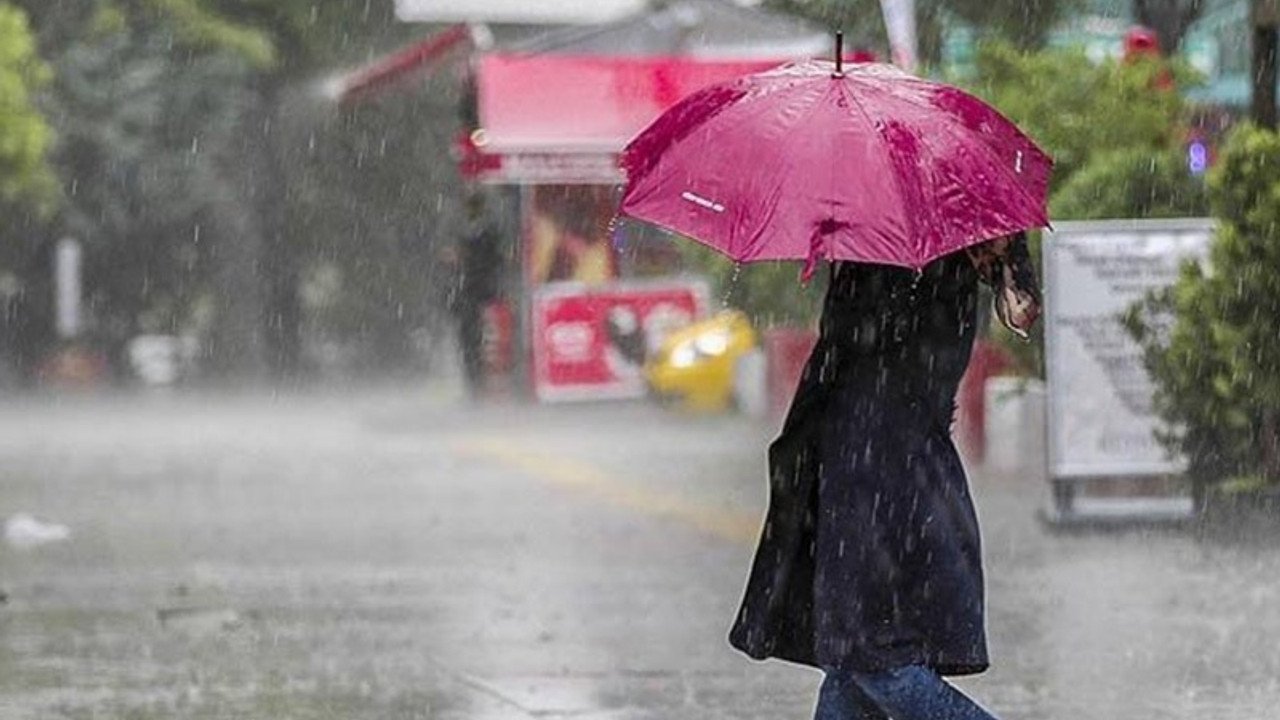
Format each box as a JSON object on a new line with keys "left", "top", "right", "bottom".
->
{"left": 1044, "top": 219, "right": 1214, "bottom": 478}
{"left": 395, "top": 0, "right": 645, "bottom": 24}
{"left": 54, "top": 238, "right": 82, "bottom": 339}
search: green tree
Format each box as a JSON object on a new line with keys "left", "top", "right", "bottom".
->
{"left": 1050, "top": 146, "right": 1208, "bottom": 220}
{"left": 1127, "top": 124, "right": 1280, "bottom": 491}
{"left": 0, "top": 3, "right": 54, "bottom": 205}
{"left": 763, "top": 0, "right": 1079, "bottom": 62}
{"left": 0, "top": 4, "right": 57, "bottom": 377}
{"left": 964, "top": 41, "right": 1188, "bottom": 188}
{"left": 945, "top": 0, "right": 1081, "bottom": 48}
{"left": 290, "top": 76, "right": 470, "bottom": 375}
{"left": 12, "top": 0, "right": 421, "bottom": 381}
{"left": 191, "top": 0, "right": 409, "bottom": 379}
{"left": 8, "top": 0, "right": 269, "bottom": 378}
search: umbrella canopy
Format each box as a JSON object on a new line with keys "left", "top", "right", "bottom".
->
{"left": 619, "top": 60, "right": 1053, "bottom": 273}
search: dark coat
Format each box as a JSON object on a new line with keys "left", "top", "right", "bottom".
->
{"left": 729, "top": 252, "right": 989, "bottom": 676}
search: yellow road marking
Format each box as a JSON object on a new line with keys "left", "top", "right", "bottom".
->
{"left": 454, "top": 437, "right": 760, "bottom": 545}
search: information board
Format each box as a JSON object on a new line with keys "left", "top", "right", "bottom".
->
{"left": 1044, "top": 220, "right": 1214, "bottom": 478}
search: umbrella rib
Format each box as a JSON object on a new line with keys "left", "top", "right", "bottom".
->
{"left": 835, "top": 79, "right": 913, "bottom": 254}
{"left": 865, "top": 80, "right": 1050, "bottom": 229}
{"left": 930, "top": 112, "right": 1049, "bottom": 237}
{"left": 764, "top": 81, "right": 841, "bottom": 260}
{"left": 724, "top": 80, "right": 830, "bottom": 260}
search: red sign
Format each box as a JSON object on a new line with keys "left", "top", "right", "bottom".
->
{"left": 531, "top": 279, "right": 709, "bottom": 402}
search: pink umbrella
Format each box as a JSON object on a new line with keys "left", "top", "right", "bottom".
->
{"left": 618, "top": 55, "right": 1052, "bottom": 279}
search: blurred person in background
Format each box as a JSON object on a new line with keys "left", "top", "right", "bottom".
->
{"left": 450, "top": 192, "right": 504, "bottom": 397}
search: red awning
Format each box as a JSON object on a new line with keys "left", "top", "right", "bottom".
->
{"left": 475, "top": 54, "right": 787, "bottom": 160}
{"left": 337, "top": 25, "right": 472, "bottom": 107}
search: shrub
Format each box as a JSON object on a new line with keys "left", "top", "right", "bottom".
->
{"left": 1051, "top": 147, "right": 1208, "bottom": 221}
{"left": 1126, "top": 124, "right": 1280, "bottom": 489}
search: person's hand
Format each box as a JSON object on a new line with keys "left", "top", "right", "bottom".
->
{"left": 995, "top": 274, "right": 1040, "bottom": 339}
{"left": 970, "top": 233, "right": 1041, "bottom": 339}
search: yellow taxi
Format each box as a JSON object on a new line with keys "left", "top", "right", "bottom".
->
{"left": 643, "top": 310, "right": 758, "bottom": 412}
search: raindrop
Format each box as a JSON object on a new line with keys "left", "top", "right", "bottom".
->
{"left": 723, "top": 263, "right": 743, "bottom": 308}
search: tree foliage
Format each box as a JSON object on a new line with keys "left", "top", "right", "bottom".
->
{"left": 0, "top": 4, "right": 56, "bottom": 378}
{"left": 1050, "top": 147, "right": 1208, "bottom": 220}
{"left": 964, "top": 41, "right": 1189, "bottom": 188}
{"left": 767, "top": 0, "right": 1195, "bottom": 57}
{"left": 965, "top": 41, "right": 1202, "bottom": 374}
{"left": 289, "top": 77, "right": 470, "bottom": 374}
{"left": 944, "top": 0, "right": 1080, "bottom": 49}
{"left": 186, "top": 0, "right": 413, "bottom": 379}
{"left": 763, "top": 0, "right": 1079, "bottom": 62}
{"left": 2, "top": 0, "right": 449, "bottom": 382}
{"left": 0, "top": 3, "right": 54, "bottom": 205}
{"left": 8, "top": 2, "right": 264, "bottom": 371}
{"left": 1127, "top": 124, "right": 1280, "bottom": 489}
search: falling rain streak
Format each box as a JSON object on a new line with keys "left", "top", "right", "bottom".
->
{"left": 0, "top": 1, "right": 1277, "bottom": 720}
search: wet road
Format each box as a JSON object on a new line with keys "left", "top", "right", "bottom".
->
{"left": 2, "top": 388, "right": 1278, "bottom": 719}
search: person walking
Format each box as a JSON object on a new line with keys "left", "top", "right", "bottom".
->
{"left": 451, "top": 192, "right": 505, "bottom": 397}
{"left": 728, "top": 233, "right": 1041, "bottom": 720}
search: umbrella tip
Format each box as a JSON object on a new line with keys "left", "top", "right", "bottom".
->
{"left": 834, "top": 30, "right": 844, "bottom": 77}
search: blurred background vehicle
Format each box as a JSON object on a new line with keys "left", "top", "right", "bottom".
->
{"left": 644, "top": 310, "right": 758, "bottom": 413}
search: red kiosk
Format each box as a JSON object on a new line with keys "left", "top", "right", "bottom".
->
{"left": 467, "top": 53, "right": 796, "bottom": 401}
{"left": 338, "top": 2, "right": 825, "bottom": 401}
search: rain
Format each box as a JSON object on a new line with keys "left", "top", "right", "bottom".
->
{"left": 1, "top": 1, "right": 1279, "bottom": 719}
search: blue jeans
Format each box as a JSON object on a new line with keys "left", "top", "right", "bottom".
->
{"left": 814, "top": 665, "right": 999, "bottom": 720}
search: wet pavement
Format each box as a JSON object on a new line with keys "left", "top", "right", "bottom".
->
{"left": 2, "top": 386, "right": 1279, "bottom": 719}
